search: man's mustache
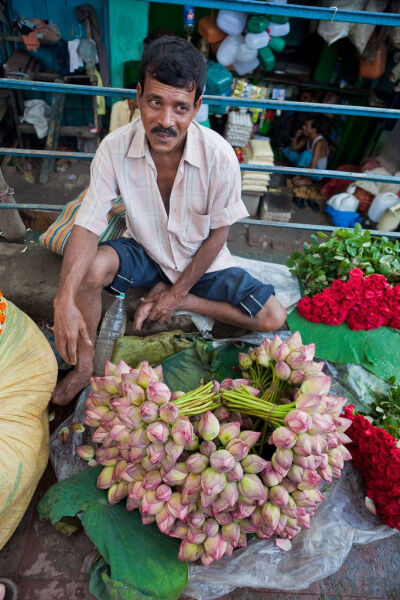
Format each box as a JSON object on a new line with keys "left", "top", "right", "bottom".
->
{"left": 151, "top": 125, "right": 177, "bottom": 137}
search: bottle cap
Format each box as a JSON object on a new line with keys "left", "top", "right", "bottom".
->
{"left": 117, "top": 293, "right": 126, "bottom": 299}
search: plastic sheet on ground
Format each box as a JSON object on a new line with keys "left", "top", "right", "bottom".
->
{"left": 49, "top": 331, "right": 398, "bottom": 598}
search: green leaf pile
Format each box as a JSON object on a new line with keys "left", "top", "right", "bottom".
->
{"left": 363, "top": 381, "right": 400, "bottom": 440}
{"left": 38, "top": 467, "right": 188, "bottom": 600}
{"left": 286, "top": 224, "right": 400, "bottom": 296}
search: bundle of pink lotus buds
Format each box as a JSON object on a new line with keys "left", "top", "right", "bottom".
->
{"left": 76, "top": 331, "right": 352, "bottom": 563}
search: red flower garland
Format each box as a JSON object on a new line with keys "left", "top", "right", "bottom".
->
{"left": 298, "top": 268, "right": 400, "bottom": 331}
{"left": 343, "top": 405, "right": 400, "bottom": 531}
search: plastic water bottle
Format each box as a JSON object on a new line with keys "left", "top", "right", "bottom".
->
{"left": 183, "top": 6, "right": 195, "bottom": 42}
{"left": 92, "top": 293, "right": 127, "bottom": 376}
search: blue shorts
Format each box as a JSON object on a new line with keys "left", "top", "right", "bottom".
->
{"left": 100, "top": 238, "right": 275, "bottom": 318}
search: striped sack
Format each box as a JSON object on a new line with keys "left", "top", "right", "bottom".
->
{"left": 39, "top": 188, "right": 126, "bottom": 255}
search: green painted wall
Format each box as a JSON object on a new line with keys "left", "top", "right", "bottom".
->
{"left": 108, "top": 0, "right": 149, "bottom": 90}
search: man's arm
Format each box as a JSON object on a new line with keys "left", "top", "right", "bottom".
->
{"left": 310, "top": 139, "right": 325, "bottom": 169}
{"left": 54, "top": 225, "right": 99, "bottom": 364}
{"left": 134, "top": 225, "right": 229, "bottom": 328}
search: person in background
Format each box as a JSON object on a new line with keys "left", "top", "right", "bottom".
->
{"left": 109, "top": 94, "right": 140, "bottom": 132}
{"left": 52, "top": 35, "right": 286, "bottom": 405}
{"left": 283, "top": 117, "right": 329, "bottom": 186}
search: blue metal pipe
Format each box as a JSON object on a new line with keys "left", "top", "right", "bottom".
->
{"left": 1, "top": 203, "right": 399, "bottom": 238}
{"left": 1, "top": 79, "right": 400, "bottom": 119}
{"left": 1, "top": 147, "right": 399, "bottom": 184}
{"left": 147, "top": 0, "right": 400, "bottom": 26}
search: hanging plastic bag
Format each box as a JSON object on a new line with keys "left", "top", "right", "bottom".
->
{"left": 367, "top": 192, "right": 400, "bottom": 222}
{"left": 327, "top": 185, "right": 359, "bottom": 212}
{"left": 20, "top": 99, "right": 50, "bottom": 138}
{"left": 349, "top": 0, "right": 389, "bottom": 55}
{"left": 318, "top": 0, "right": 367, "bottom": 45}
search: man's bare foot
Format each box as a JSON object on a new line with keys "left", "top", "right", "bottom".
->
{"left": 51, "top": 367, "right": 92, "bottom": 405}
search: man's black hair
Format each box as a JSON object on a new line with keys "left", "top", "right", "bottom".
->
{"left": 139, "top": 35, "right": 206, "bottom": 104}
{"left": 307, "top": 117, "right": 324, "bottom": 134}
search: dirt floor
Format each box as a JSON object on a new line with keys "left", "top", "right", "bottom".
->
{"left": 1, "top": 162, "right": 399, "bottom": 600}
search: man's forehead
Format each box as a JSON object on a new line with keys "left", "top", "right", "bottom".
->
{"left": 143, "top": 76, "right": 196, "bottom": 102}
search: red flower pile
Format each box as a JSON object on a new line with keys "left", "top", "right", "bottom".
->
{"left": 343, "top": 405, "right": 400, "bottom": 531}
{"left": 298, "top": 268, "right": 400, "bottom": 331}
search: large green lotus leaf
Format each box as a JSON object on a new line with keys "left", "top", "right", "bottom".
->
{"left": 287, "top": 309, "right": 400, "bottom": 383}
{"left": 38, "top": 467, "right": 188, "bottom": 600}
{"left": 112, "top": 330, "right": 193, "bottom": 368}
{"left": 162, "top": 343, "right": 212, "bottom": 392}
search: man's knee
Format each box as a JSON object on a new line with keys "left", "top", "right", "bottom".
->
{"left": 85, "top": 246, "right": 119, "bottom": 289}
{"left": 253, "top": 297, "right": 287, "bottom": 332}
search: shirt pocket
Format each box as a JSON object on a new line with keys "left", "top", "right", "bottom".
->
{"left": 181, "top": 208, "right": 211, "bottom": 244}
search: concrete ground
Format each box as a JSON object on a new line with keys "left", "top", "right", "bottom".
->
{"left": 1, "top": 162, "right": 399, "bottom": 599}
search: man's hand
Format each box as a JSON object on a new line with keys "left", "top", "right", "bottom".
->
{"left": 54, "top": 296, "right": 92, "bottom": 365}
{"left": 133, "top": 282, "right": 185, "bottom": 330}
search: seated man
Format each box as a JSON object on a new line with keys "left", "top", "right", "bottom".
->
{"left": 109, "top": 95, "right": 140, "bottom": 132}
{"left": 52, "top": 36, "right": 286, "bottom": 405}
{"left": 283, "top": 117, "right": 329, "bottom": 186}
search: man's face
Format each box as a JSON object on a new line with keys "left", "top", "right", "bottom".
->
{"left": 137, "top": 75, "right": 201, "bottom": 155}
{"left": 303, "top": 120, "right": 313, "bottom": 136}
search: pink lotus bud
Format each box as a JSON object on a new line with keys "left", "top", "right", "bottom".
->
{"left": 140, "top": 401, "right": 158, "bottom": 423}
{"left": 86, "top": 405, "right": 110, "bottom": 422}
{"left": 142, "top": 490, "right": 165, "bottom": 516}
{"left": 204, "top": 533, "right": 227, "bottom": 561}
{"left": 230, "top": 412, "right": 243, "bottom": 425}
{"left": 269, "top": 427, "right": 297, "bottom": 449}
{"left": 241, "top": 455, "right": 268, "bottom": 474}
{"left": 164, "top": 440, "right": 183, "bottom": 463}
{"left": 297, "top": 512, "right": 311, "bottom": 529}
{"left": 112, "top": 458, "right": 127, "bottom": 478}
{"left": 96, "top": 446, "right": 120, "bottom": 467}
{"left": 289, "top": 369, "right": 306, "bottom": 384}
{"left": 146, "top": 382, "right": 171, "bottom": 405}
{"left": 239, "top": 430, "right": 261, "bottom": 448}
{"left": 98, "top": 376, "right": 121, "bottom": 395}
{"left": 333, "top": 416, "right": 353, "bottom": 432}
{"left": 262, "top": 461, "right": 283, "bottom": 487}
{"left": 137, "top": 361, "right": 158, "bottom": 389}
{"left": 284, "top": 409, "right": 311, "bottom": 433}
{"left": 159, "top": 402, "right": 180, "bottom": 424}
{"left": 302, "top": 360, "right": 324, "bottom": 376}
{"left": 309, "top": 414, "right": 335, "bottom": 434}
{"left": 293, "top": 433, "right": 312, "bottom": 457}
{"left": 200, "top": 554, "right": 214, "bottom": 566}
{"left": 167, "top": 492, "right": 189, "bottom": 521}
{"left": 185, "top": 434, "right": 199, "bottom": 452}
{"left": 200, "top": 491, "right": 218, "bottom": 509}
{"left": 199, "top": 440, "right": 217, "bottom": 457}
{"left": 120, "top": 369, "right": 139, "bottom": 386}
{"left": 210, "top": 450, "right": 235, "bottom": 473}
{"left": 186, "top": 453, "right": 209, "bottom": 474}
{"left": 212, "top": 497, "right": 229, "bottom": 514}
{"left": 233, "top": 503, "right": 256, "bottom": 519}
{"left": 251, "top": 507, "right": 265, "bottom": 529}
{"left": 147, "top": 443, "right": 166, "bottom": 466}
{"left": 275, "top": 361, "right": 291, "bottom": 381}
{"left": 103, "top": 360, "right": 121, "bottom": 377}
{"left": 226, "top": 461, "right": 244, "bottom": 482}
{"left": 201, "top": 468, "right": 227, "bottom": 496}
{"left": 275, "top": 538, "right": 292, "bottom": 551}
{"left": 238, "top": 474, "right": 266, "bottom": 502}
{"left": 281, "top": 478, "right": 297, "bottom": 494}
{"left": 163, "top": 462, "right": 188, "bottom": 486}
{"left": 129, "top": 427, "right": 148, "bottom": 448}
{"left": 287, "top": 465, "right": 304, "bottom": 484}
{"left": 171, "top": 418, "right": 194, "bottom": 446}
{"left": 187, "top": 529, "right": 206, "bottom": 545}
{"left": 121, "top": 463, "right": 145, "bottom": 483}
{"left": 317, "top": 464, "right": 332, "bottom": 483}
{"left": 142, "top": 470, "right": 162, "bottom": 490}
{"left": 300, "top": 375, "right": 331, "bottom": 396}
{"left": 292, "top": 489, "right": 318, "bottom": 508}
{"left": 100, "top": 410, "right": 119, "bottom": 428}
{"left": 86, "top": 389, "right": 111, "bottom": 406}
{"left": 274, "top": 448, "right": 294, "bottom": 471}
{"left": 211, "top": 379, "right": 220, "bottom": 394}
{"left": 271, "top": 454, "right": 289, "bottom": 479}
{"left": 261, "top": 502, "right": 280, "bottom": 531}
{"left": 91, "top": 426, "right": 108, "bottom": 444}
{"left": 238, "top": 352, "right": 253, "bottom": 370}
{"left": 328, "top": 447, "right": 344, "bottom": 469}
{"left": 221, "top": 522, "right": 240, "bottom": 545}
{"left": 198, "top": 411, "right": 220, "bottom": 441}
{"left": 76, "top": 445, "right": 95, "bottom": 461}
{"left": 153, "top": 364, "right": 163, "bottom": 381}
{"left": 295, "top": 393, "right": 322, "bottom": 414}
{"left": 302, "top": 343, "right": 315, "bottom": 361}
{"left": 146, "top": 421, "right": 169, "bottom": 444}
{"left": 129, "top": 446, "right": 145, "bottom": 462}
{"left": 286, "top": 351, "right": 307, "bottom": 370}
{"left": 204, "top": 518, "right": 219, "bottom": 538}
{"left": 182, "top": 473, "right": 201, "bottom": 498}
{"left": 281, "top": 495, "right": 298, "bottom": 518}
{"left": 269, "top": 334, "right": 283, "bottom": 357}
{"left": 161, "top": 456, "right": 176, "bottom": 475}
{"left": 336, "top": 431, "right": 352, "bottom": 445}
{"left": 218, "top": 422, "right": 241, "bottom": 445}
{"left": 298, "top": 469, "right": 322, "bottom": 490}
{"left": 256, "top": 346, "right": 271, "bottom": 367}
{"left": 121, "top": 406, "right": 143, "bottom": 428}
{"left": 338, "top": 444, "right": 352, "bottom": 461}
{"left": 121, "top": 383, "right": 145, "bottom": 406}
{"left": 155, "top": 484, "right": 172, "bottom": 502}
{"left": 237, "top": 532, "right": 248, "bottom": 548}
{"left": 286, "top": 331, "right": 302, "bottom": 350}
{"left": 226, "top": 438, "right": 249, "bottom": 461}
{"left": 219, "top": 481, "right": 239, "bottom": 508}
{"left": 108, "top": 481, "right": 129, "bottom": 505}
{"left": 171, "top": 391, "right": 185, "bottom": 400}
{"left": 156, "top": 505, "right": 175, "bottom": 533}
{"left": 169, "top": 521, "right": 189, "bottom": 539}
{"left": 275, "top": 512, "right": 288, "bottom": 536}
{"left": 109, "top": 424, "right": 130, "bottom": 443}
{"left": 232, "top": 379, "right": 260, "bottom": 397}
{"left": 269, "top": 484, "right": 289, "bottom": 507}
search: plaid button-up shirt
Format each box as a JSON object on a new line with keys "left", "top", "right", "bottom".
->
{"left": 75, "top": 118, "right": 249, "bottom": 283}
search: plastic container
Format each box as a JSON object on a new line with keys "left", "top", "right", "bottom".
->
{"left": 217, "top": 10, "right": 247, "bottom": 35}
{"left": 245, "top": 31, "right": 270, "bottom": 50}
{"left": 236, "top": 43, "right": 258, "bottom": 63}
{"left": 359, "top": 42, "right": 387, "bottom": 79}
{"left": 199, "top": 13, "right": 226, "bottom": 43}
{"left": 216, "top": 34, "right": 243, "bottom": 67}
{"left": 377, "top": 201, "right": 400, "bottom": 231}
{"left": 367, "top": 192, "right": 400, "bottom": 222}
{"left": 183, "top": 6, "right": 195, "bottom": 40}
{"left": 268, "top": 22, "right": 291, "bottom": 37}
{"left": 270, "top": 14, "right": 289, "bottom": 24}
{"left": 233, "top": 57, "right": 260, "bottom": 76}
{"left": 246, "top": 15, "right": 269, "bottom": 34}
{"left": 269, "top": 35, "right": 286, "bottom": 53}
{"left": 194, "top": 102, "right": 209, "bottom": 123}
{"left": 258, "top": 45, "right": 276, "bottom": 71}
{"left": 92, "top": 293, "right": 127, "bottom": 376}
{"left": 206, "top": 61, "right": 233, "bottom": 94}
